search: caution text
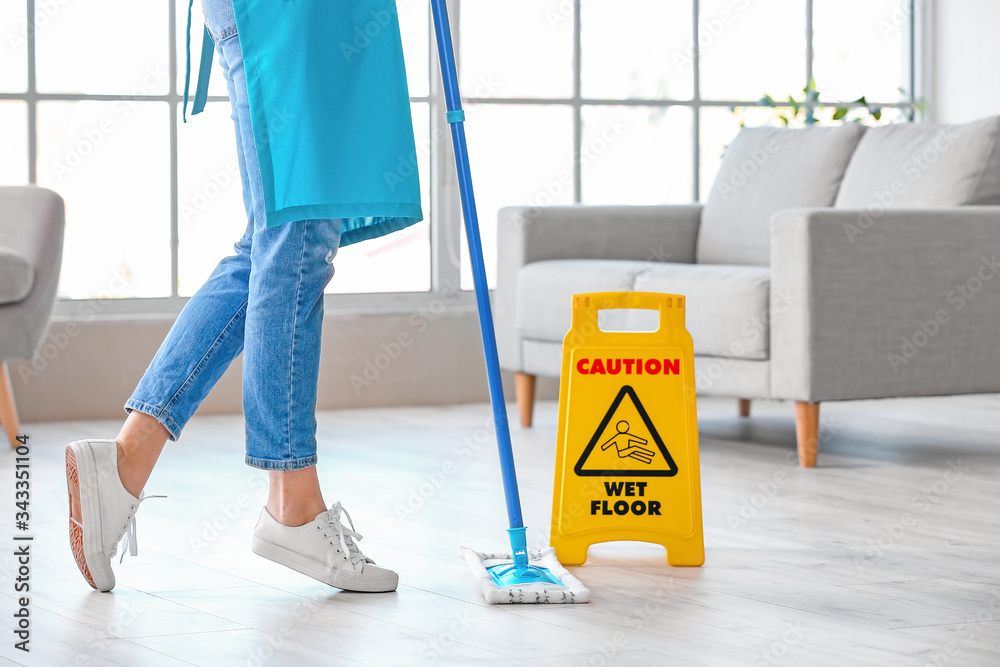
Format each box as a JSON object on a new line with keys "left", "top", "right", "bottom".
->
{"left": 576, "top": 358, "right": 680, "bottom": 376}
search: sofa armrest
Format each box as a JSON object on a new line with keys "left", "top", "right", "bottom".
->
{"left": 770, "top": 207, "right": 1000, "bottom": 402}
{"left": 0, "top": 187, "right": 66, "bottom": 360}
{"left": 496, "top": 204, "right": 702, "bottom": 371}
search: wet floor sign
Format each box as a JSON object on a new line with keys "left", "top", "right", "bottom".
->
{"left": 550, "top": 292, "right": 704, "bottom": 566}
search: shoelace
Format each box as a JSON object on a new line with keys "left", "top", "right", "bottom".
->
{"left": 113, "top": 492, "right": 167, "bottom": 564}
{"left": 327, "top": 502, "right": 372, "bottom": 567}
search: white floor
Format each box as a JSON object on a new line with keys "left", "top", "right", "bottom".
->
{"left": 1, "top": 395, "right": 999, "bottom": 666}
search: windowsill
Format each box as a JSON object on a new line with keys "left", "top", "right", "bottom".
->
{"left": 51, "top": 289, "right": 483, "bottom": 323}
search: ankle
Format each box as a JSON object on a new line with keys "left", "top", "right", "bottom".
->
{"left": 115, "top": 440, "right": 145, "bottom": 498}
{"left": 266, "top": 467, "right": 326, "bottom": 527}
{"left": 266, "top": 500, "right": 326, "bottom": 527}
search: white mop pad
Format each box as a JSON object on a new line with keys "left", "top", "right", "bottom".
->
{"left": 459, "top": 546, "right": 590, "bottom": 604}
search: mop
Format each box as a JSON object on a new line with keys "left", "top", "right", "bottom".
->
{"left": 430, "top": 0, "right": 590, "bottom": 605}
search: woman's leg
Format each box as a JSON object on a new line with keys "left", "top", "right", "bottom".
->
{"left": 115, "top": 412, "right": 170, "bottom": 497}
{"left": 207, "top": 4, "right": 343, "bottom": 525}
{"left": 266, "top": 467, "right": 325, "bottom": 526}
{"left": 239, "top": 215, "right": 341, "bottom": 524}
{"left": 209, "top": 20, "right": 395, "bottom": 591}
{"left": 117, "top": 127, "right": 256, "bottom": 495}
{"left": 117, "top": 226, "right": 251, "bottom": 484}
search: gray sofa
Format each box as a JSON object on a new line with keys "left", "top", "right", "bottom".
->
{"left": 0, "top": 187, "right": 66, "bottom": 447}
{"left": 497, "top": 117, "right": 1000, "bottom": 467}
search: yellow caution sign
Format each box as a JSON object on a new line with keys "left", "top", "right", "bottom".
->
{"left": 551, "top": 292, "right": 704, "bottom": 567}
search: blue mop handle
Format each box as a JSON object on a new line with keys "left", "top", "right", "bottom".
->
{"left": 430, "top": 0, "right": 524, "bottom": 532}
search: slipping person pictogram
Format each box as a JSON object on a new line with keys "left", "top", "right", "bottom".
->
{"left": 601, "top": 421, "right": 654, "bottom": 464}
{"left": 574, "top": 386, "right": 679, "bottom": 477}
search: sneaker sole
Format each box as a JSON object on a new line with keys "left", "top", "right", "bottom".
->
{"left": 65, "top": 447, "right": 96, "bottom": 589}
{"left": 66, "top": 442, "right": 115, "bottom": 592}
{"left": 251, "top": 535, "right": 398, "bottom": 593}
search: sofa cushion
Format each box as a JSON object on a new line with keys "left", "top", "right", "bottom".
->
{"left": 697, "top": 125, "right": 866, "bottom": 266}
{"left": 834, "top": 116, "right": 1000, "bottom": 208}
{"left": 634, "top": 263, "right": 771, "bottom": 360}
{"left": 0, "top": 247, "right": 34, "bottom": 306}
{"left": 516, "top": 260, "right": 771, "bottom": 360}
{"left": 516, "top": 260, "right": 649, "bottom": 341}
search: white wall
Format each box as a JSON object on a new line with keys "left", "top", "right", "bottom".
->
{"left": 11, "top": 311, "right": 559, "bottom": 425}
{"left": 931, "top": 0, "right": 1000, "bottom": 123}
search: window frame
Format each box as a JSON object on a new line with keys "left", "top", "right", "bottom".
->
{"left": 1, "top": 0, "right": 923, "bottom": 318}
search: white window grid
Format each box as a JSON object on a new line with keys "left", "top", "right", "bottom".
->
{"left": 0, "top": 0, "right": 923, "bottom": 318}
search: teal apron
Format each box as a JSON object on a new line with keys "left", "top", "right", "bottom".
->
{"left": 183, "top": 0, "right": 423, "bottom": 247}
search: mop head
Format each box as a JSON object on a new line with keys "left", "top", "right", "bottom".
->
{"left": 459, "top": 546, "right": 590, "bottom": 604}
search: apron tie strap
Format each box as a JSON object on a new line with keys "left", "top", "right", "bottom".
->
{"left": 183, "top": 0, "right": 215, "bottom": 123}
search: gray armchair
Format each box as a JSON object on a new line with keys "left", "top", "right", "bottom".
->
{"left": 0, "top": 187, "right": 66, "bottom": 447}
{"left": 497, "top": 117, "right": 1000, "bottom": 467}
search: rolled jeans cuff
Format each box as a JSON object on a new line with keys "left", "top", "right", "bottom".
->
{"left": 123, "top": 398, "right": 181, "bottom": 442}
{"left": 245, "top": 454, "right": 318, "bottom": 471}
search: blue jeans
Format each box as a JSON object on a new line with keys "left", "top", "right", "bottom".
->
{"left": 126, "top": 0, "right": 344, "bottom": 471}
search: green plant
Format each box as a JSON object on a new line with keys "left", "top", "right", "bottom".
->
{"left": 731, "top": 79, "right": 928, "bottom": 128}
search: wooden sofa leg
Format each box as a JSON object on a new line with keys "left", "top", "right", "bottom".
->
{"left": 795, "top": 401, "right": 820, "bottom": 468}
{"left": 0, "top": 362, "right": 21, "bottom": 448}
{"left": 515, "top": 372, "right": 536, "bottom": 428}
{"left": 738, "top": 399, "right": 751, "bottom": 418}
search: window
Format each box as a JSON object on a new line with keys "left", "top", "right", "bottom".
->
{"left": 2, "top": 0, "right": 432, "bottom": 307}
{"left": 1, "top": 0, "right": 920, "bottom": 308}
{"left": 460, "top": 0, "right": 921, "bottom": 287}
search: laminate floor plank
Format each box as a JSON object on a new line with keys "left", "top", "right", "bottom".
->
{"left": 0, "top": 395, "right": 996, "bottom": 665}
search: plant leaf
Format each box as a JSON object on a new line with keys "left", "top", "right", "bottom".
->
{"left": 832, "top": 107, "right": 848, "bottom": 120}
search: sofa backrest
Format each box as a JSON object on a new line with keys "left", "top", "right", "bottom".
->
{"left": 834, "top": 116, "right": 1000, "bottom": 209}
{"left": 696, "top": 125, "right": 866, "bottom": 266}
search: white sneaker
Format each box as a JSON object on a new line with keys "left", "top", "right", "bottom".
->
{"left": 251, "top": 502, "right": 399, "bottom": 592}
{"left": 65, "top": 440, "right": 163, "bottom": 592}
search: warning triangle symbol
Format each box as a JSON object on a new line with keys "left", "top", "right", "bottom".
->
{"left": 574, "top": 385, "right": 678, "bottom": 477}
